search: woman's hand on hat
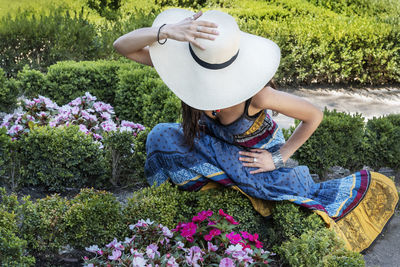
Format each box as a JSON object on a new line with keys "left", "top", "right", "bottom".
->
{"left": 161, "top": 10, "right": 219, "bottom": 50}
{"left": 239, "top": 149, "right": 276, "bottom": 174}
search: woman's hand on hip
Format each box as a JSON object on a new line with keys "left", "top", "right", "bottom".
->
{"left": 162, "top": 11, "right": 219, "bottom": 50}
{"left": 238, "top": 149, "right": 276, "bottom": 174}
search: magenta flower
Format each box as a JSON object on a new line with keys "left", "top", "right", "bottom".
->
{"left": 226, "top": 232, "right": 242, "bottom": 245}
{"left": 204, "top": 234, "right": 213, "bottom": 241}
{"left": 219, "top": 209, "right": 229, "bottom": 217}
{"left": 210, "top": 228, "right": 221, "bottom": 236}
{"left": 219, "top": 258, "right": 235, "bottom": 267}
{"left": 108, "top": 249, "right": 122, "bottom": 260}
{"left": 180, "top": 222, "right": 197, "bottom": 239}
{"left": 225, "top": 215, "right": 239, "bottom": 225}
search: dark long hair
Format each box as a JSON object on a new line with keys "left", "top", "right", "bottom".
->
{"left": 181, "top": 79, "right": 277, "bottom": 149}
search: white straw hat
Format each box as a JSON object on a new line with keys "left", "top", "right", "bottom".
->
{"left": 149, "top": 8, "right": 281, "bottom": 110}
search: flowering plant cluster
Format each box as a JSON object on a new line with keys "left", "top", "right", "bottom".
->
{"left": 0, "top": 93, "right": 145, "bottom": 146}
{"left": 83, "top": 210, "right": 272, "bottom": 267}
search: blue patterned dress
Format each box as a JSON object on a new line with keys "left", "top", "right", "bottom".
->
{"left": 144, "top": 98, "right": 398, "bottom": 252}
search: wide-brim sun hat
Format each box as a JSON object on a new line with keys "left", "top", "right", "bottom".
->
{"left": 149, "top": 8, "right": 281, "bottom": 110}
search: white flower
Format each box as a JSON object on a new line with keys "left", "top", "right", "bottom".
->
{"left": 85, "top": 245, "right": 100, "bottom": 253}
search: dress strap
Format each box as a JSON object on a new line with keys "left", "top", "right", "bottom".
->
{"left": 244, "top": 97, "right": 263, "bottom": 119}
{"left": 244, "top": 97, "right": 252, "bottom": 116}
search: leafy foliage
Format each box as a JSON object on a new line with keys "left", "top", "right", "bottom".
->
{"left": 286, "top": 109, "right": 365, "bottom": 177}
{"left": 0, "top": 7, "right": 101, "bottom": 78}
{"left": 18, "top": 125, "right": 109, "bottom": 191}
{"left": 363, "top": 114, "right": 400, "bottom": 171}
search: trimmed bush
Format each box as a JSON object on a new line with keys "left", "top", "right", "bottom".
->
{"left": 44, "top": 60, "right": 130, "bottom": 106}
{"left": 114, "top": 66, "right": 181, "bottom": 128}
{"left": 0, "top": 7, "right": 102, "bottom": 78}
{"left": 123, "top": 182, "right": 197, "bottom": 231}
{"left": 0, "top": 208, "right": 36, "bottom": 266}
{"left": 19, "top": 194, "right": 68, "bottom": 258}
{"left": 269, "top": 201, "right": 325, "bottom": 245}
{"left": 15, "top": 65, "right": 49, "bottom": 100}
{"left": 278, "top": 228, "right": 364, "bottom": 266}
{"left": 102, "top": 129, "right": 149, "bottom": 187}
{"left": 287, "top": 109, "right": 365, "bottom": 177}
{"left": 18, "top": 125, "right": 109, "bottom": 191}
{"left": 0, "top": 68, "right": 19, "bottom": 113}
{"left": 364, "top": 114, "right": 400, "bottom": 171}
{"left": 64, "top": 188, "right": 125, "bottom": 249}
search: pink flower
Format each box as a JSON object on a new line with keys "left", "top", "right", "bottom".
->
{"left": 240, "top": 231, "right": 253, "bottom": 241}
{"left": 146, "top": 244, "right": 160, "bottom": 259}
{"left": 162, "top": 226, "right": 173, "bottom": 238}
{"left": 207, "top": 220, "right": 217, "bottom": 226}
{"left": 239, "top": 242, "right": 251, "bottom": 250}
{"left": 225, "top": 215, "right": 239, "bottom": 225}
{"left": 210, "top": 228, "right": 221, "bottom": 236}
{"left": 204, "top": 234, "right": 213, "bottom": 241}
{"left": 185, "top": 246, "right": 204, "bottom": 266}
{"left": 208, "top": 242, "right": 218, "bottom": 252}
{"left": 79, "top": 124, "right": 89, "bottom": 134}
{"left": 219, "top": 258, "right": 235, "bottom": 267}
{"left": 167, "top": 256, "right": 179, "bottom": 267}
{"left": 108, "top": 249, "right": 121, "bottom": 260}
{"left": 255, "top": 240, "right": 263, "bottom": 248}
{"left": 219, "top": 209, "right": 229, "bottom": 217}
{"left": 180, "top": 222, "right": 197, "bottom": 238}
{"left": 226, "top": 232, "right": 242, "bottom": 245}
{"left": 70, "top": 97, "right": 82, "bottom": 106}
{"left": 192, "top": 214, "right": 207, "bottom": 223}
{"left": 172, "top": 222, "right": 184, "bottom": 232}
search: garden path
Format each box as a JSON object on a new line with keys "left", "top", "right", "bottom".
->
{"left": 274, "top": 86, "right": 400, "bottom": 267}
{"left": 274, "top": 86, "right": 400, "bottom": 129}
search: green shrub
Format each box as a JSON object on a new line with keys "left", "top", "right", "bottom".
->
{"left": 18, "top": 125, "right": 109, "bottom": 191}
{"left": 0, "top": 128, "right": 22, "bottom": 190}
{"left": 123, "top": 182, "right": 269, "bottom": 241}
{"left": 0, "top": 7, "right": 102, "bottom": 78}
{"left": 289, "top": 109, "right": 365, "bottom": 177}
{"left": 235, "top": 0, "right": 400, "bottom": 85}
{"left": 64, "top": 188, "right": 125, "bottom": 249}
{"left": 0, "top": 208, "right": 35, "bottom": 266}
{"left": 123, "top": 182, "right": 196, "bottom": 232}
{"left": 19, "top": 194, "right": 68, "bottom": 258}
{"left": 15, "top": 65, "right": 49, "bottom": 100}
{"left": 102, "top": 129, "right": 148, "bottom": 187}
{"left": 269, "top": 201, "right": 325, "bottom": 245}
{"left": 321, "top": 249, "right": 366, "bottom": 267}
{"left": 278, "top": 228, "right": 364, "bottom": 266}
{"left": 86, "top": 0, "right": 122, "bottom": 20}
{"left": 364, "top": 114, "right": 400, "bottom": 171}
{"left": 0, "top": 68, "right": 19, "bottom": 113}
{"left": 44, "top": 60, "right": 129, "bottom": 106}
{"left": 114, "top": 66, "right": 181, "bottom": 128}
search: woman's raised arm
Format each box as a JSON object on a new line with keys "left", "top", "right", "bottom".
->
{"left": 113, "top": 11, "right": 219, "bottom": 66}
{"left": 252, "top": 86, "right": 323, "bottom": 163}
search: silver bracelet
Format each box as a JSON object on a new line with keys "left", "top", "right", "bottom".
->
{"left": 271, "top": 150, "right": 285, "bottom": 169}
